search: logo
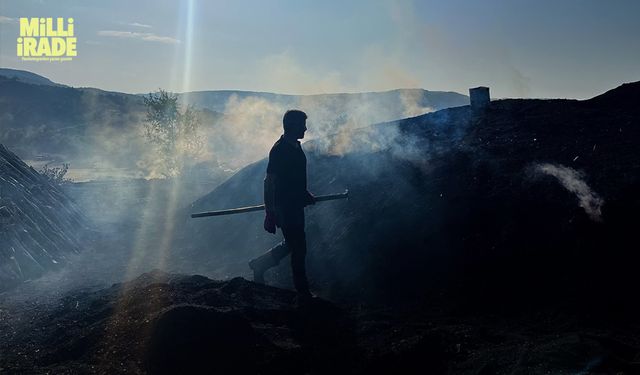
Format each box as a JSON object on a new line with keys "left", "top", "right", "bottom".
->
{"left": 17, "top": 18, "right": 77, "bottom": 62}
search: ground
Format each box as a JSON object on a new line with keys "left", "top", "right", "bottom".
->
{"left": 1, "top": 271, "right": 639, "bottom": 374}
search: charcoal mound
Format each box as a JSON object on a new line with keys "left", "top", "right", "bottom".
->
{"left": 182, "top": 81, "right": 640, "bottom": 308}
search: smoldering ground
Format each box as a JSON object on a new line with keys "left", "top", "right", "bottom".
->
{"left": 7, "top": 74, "right": 638, "bottom": 314}
{"left": 2, "top": 80, "right": 640, "bottom": 375}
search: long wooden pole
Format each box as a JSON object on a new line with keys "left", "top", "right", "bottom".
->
{"left": 190, "top": 190, "right": 349, "bottom": 218}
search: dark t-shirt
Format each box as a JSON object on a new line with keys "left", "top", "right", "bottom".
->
{"left": 266, "top": 135, "right": 308, "bottom": 208}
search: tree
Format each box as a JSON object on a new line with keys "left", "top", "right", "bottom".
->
{"left": 39, "top": 163, "right": 73, "bottom": 185}
{"left": 143, "top": 89, "right": 204, "bottom": 177}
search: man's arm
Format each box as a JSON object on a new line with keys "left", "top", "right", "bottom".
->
{"left": 264, "top": 173, "right": 277, "bottom": 213}
{"left": 263, "top": 173, "right": 278, "bottom": 233}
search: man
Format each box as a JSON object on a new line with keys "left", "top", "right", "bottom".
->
{"left": 249, "top": 109, "right": 316, "bottom": 299}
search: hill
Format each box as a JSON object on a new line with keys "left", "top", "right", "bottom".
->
{"left": 0, "top": 68, "right": 66, "bottom": 87}
{"left": 0, "top": 68, "right": 469, "bottom": 178}
{"left": 0, "top": 73, "right": 147, "bottom": 176}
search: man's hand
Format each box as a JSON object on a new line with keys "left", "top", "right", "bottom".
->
{"left": 264, "top": 210, "right": 277, "bottom": 234}
{"left": 305, "top": 191, "right": 316, "bottom": 206}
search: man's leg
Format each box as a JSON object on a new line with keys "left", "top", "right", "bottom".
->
{"left": 280, "top": 206, "right": 310, "bottom": 296}
{"left": 249, "top": 241, "right": 290, "bottom": 284}
{"left": 282, "top": 227, "right": 310, "bottom": 296}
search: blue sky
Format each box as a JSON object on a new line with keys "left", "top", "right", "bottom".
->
{"left": 1, "top": 0, "right": 638, "bottom": 98}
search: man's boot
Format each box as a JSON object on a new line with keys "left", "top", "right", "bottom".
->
{"left": 249, "top": 242, "right": 288, "bottom": 284}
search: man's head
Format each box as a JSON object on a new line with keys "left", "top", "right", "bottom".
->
{"left": 283, "top": 109, "right": 307, "bottom": 139}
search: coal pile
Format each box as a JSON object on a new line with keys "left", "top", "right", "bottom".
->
{"left": 0, "top": 144, "right": 86, "bottom": 290}
{"left": 0, "top": 271, "right": 357, "bottom": 374}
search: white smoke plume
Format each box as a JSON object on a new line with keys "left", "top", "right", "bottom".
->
{"left": 534, "top": 163, "right": 604, "bottom": 221}
{"left": 196, "top": 91, "right": 436, "bottom": 170}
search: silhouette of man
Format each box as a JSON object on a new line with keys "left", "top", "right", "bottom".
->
{"left": 249, "top": 109, "right": 316, "bottom": 299}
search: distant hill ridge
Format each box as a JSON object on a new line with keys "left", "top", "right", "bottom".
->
{"left": 0, "top": 68, "right": 66, "bottom": 87}
{"left": 0, "top": 68, "right": 470, "bottom": 176}
{"left": 0, "top": 68, "right": 468, "bottom": 104}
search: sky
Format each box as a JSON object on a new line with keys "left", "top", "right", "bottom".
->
{"left": 0, "top": 0, "right": 639, "bottom": 99}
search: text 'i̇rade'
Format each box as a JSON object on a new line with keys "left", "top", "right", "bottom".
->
{"left": 17, "top": 18, "right": 77, "bottom": 62}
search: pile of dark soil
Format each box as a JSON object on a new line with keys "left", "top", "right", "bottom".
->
{"left": 1, "top": 271, "right": 639, "bottom": 374}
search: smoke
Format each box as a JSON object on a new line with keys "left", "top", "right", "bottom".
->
{"left": 400, "top": 89, "right": 434, "bottom": 118}
{"left": 222, "top": 47, "right": 437, "bottom": 163}
{"left": 506, "top": 65, "right": 531, "bottom": 99}
{"left": 194, "top": 88, "right": 437, "bottom": 170}
{"left": 534, "top": 163, "right": 604, "bottom": 221}
{"left": 207, "top": 95, "right": 287, "bottom": 169}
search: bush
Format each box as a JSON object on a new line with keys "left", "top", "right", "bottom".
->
{"left": 39, "top": 163, "right": 73, "bottom": 185}
{"left": 143, "top": 89, "right": 205, "bottom": 177}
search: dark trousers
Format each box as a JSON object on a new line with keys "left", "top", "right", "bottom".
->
{"left": 264, "top": 206, "right": 309, "bottom": 293}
